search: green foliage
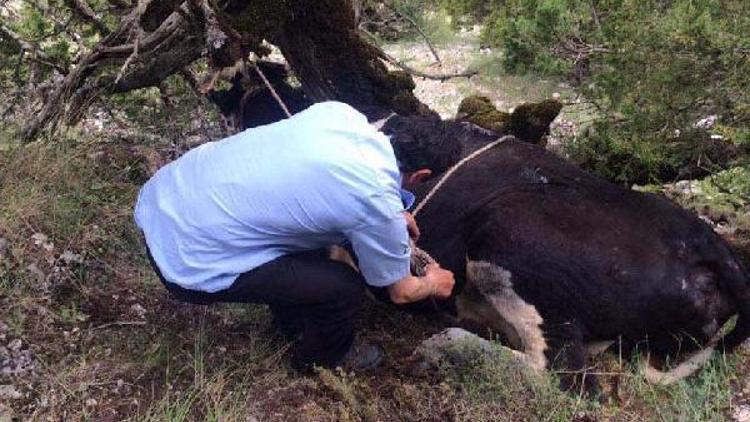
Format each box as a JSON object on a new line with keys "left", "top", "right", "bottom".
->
{"left": 439, "top": 0, "right": 503, "bottom": 24}
{"left": 443, "top": 0, "right": 750, "bottom": 184}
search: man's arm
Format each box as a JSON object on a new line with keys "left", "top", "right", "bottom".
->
{"left": 346, "top": 215, "right": 455, "bottom": 302}
{"left": 388, "top": 263, "right": 455, "bottom": 304}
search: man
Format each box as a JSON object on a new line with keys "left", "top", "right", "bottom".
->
{"left": 134, "top": 101, "right": 458, "bottom": 371}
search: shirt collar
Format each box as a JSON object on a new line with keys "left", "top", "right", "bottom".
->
{"left": 400, "top": 188, "right": 416, "bottom": 210}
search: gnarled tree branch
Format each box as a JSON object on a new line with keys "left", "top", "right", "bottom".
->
{"left": 0, "top": 23, "right": 68, "bottom": 74}
{"left": 21, "top": 6, "right": 204, "bottom": 141}
{"left": 63, "top": 0, "right": 111, "bottom": 36}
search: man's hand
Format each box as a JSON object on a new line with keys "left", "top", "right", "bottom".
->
{"left": 387, "top": 263, "right": 455, "bottom": 304}
{"left": 403, "top": 211, "right": 420, "bottom": 241}
{"left": 422, "top": 263, "right": 455, "bottom": 299}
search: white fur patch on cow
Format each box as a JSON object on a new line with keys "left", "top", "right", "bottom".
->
{"left": 641, "top": 345, "right": 716, "bottom": 385}
{"left": 458, "top": 260, "right": 548, "bottom": 371}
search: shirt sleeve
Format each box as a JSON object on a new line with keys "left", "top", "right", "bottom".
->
{"left": 345, "top": 215, "right": 411, "bottom": 287}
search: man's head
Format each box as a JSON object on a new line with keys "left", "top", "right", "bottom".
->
{"left": 380, "top": 115, "right": 463, "bottom": 189}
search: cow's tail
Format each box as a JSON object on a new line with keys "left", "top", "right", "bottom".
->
{"left": 642, "top": 258, "right": 750, "bottom": 385}
{"left": 640, "top": 338, "right": 718, "bottom": 385}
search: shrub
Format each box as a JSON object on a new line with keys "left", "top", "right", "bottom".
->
{"left": 444, "top": 0, "right": 750, "bottom": 184}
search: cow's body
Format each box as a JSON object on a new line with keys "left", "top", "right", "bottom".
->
{"left": 413, "top": 129, "right": 750, "bottom": 389}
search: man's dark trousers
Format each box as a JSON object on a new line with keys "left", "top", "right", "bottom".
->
{"left": 147, "top": 249, "right": 365, "bottom": 370}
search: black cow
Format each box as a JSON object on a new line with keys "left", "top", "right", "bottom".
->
{"left": 409, "top": 124, "right": 750, "bottom": 391}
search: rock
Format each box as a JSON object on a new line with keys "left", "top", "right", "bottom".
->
{"left": 130, "top": 303, "right": 147, "bottom": 319}
{"left": 0, "top": 385, "right": 22, "bottom": 400}
{"left": 508, "top": 99, "right": 564, "bottom": 144}
{"left": 30, "top": 233, "right": 54, "bottom": 252}
{"left": 0, "top": 403, "right": 14, "bottom": 422}
{"left": 7, "top": 339, "right": 21, "bottom": 352}
{"left": 455, "top": 95, "right": 563, "bottom": 144}
{"left": 415, "top": 328, "right": 494, "bottom": 369}
{"left": 26, "top": 263, "right": 45, "bottom": 281}
{"left": 60, "top": 250, "right": 83, "bottom": 264}
{"left": 694, "top": 115, "right": 718, "bottom": 130}
{"left": 0, "top": 339, "right": 35, "bottom": 376}
{"left": 733, "top": 404, "right": 750, "bottom": 422}
{"left": 456, "top": 95, "right": 510, "bottom": 134}
{"left": 740, "top": 337, "right": 750, "bottom": 354}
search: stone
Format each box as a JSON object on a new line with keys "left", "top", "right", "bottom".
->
{"left": 0, "top": 385, "right": 22, "bottom": 400}
{"left": 130, "top": 303, "right": 147, "bottom": 319}
{"left": 733, "top": 404, "right": 750, "bottom": 422}
{"left": 415, "top": 327, "right": 494, "bottom": 369}
{"left": 7, "top": 339, "right": 21, "bottom": 352}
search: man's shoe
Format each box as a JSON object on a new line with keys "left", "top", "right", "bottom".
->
{"left": 337, "top": 342, "right": 383, "bottom": 371}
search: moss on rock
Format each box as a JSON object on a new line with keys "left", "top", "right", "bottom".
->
{"left": 456, "top": 96, "right": 562, "bottom": 144}
{"left": 456, "top": 95, "right": 511, "bottom": 134}
{"left": 508, "top": 99, "right": 563, "bottom": 144}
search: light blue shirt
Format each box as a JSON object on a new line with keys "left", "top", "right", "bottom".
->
{"left": 134, "top": 102, "right": 413, "bottom": 293}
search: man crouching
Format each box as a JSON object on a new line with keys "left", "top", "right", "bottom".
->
{"left": 134, "top": 102, "right": 458, "bottom": 371}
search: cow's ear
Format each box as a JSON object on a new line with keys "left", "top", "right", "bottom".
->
{"left": 404, "top": 169, "right": 433, "bottom": 188}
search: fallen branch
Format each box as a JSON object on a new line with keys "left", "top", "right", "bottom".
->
{"left": 391, "top": 59, "right": 477, "bottom": 81}
{"left": 94, "top": 321, "right": 147, "bottom": 330}
{"left": 380, "top": 48, "right": 476, "bottom": 81}
{"left": 360, "top": 28, "right": 475, "bottom": 81}
{"left": 250, "top": 60, "right": 292, "bottom": 118}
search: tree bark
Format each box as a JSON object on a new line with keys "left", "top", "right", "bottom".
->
{"left": 63, "top": 0, "right": 111, "bottom": 36}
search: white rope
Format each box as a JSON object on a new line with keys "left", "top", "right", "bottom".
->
{"left": 373, "top": 112, "right": 396, "bottom": 130}
{"left": 412, "top": 136, "right": 513, "bottom": 217}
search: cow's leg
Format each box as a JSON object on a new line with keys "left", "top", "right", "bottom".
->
{"left": 460, "top": 261, "right": 548, "bottom": 371}
{"left": 544, "top": 320, "right": 600, "bottom": 397}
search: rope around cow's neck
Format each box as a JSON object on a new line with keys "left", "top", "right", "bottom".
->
{"left": 412, "top": 135, "right": 513, "bottom": 217}
{"left": 409, "top": 135, "right": 512, "bottom": 282}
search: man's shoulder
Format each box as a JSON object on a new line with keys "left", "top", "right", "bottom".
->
{"left": 305, "top": 101, "right": 365, "bottom": 119}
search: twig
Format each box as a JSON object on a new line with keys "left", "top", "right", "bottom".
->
{"left": 114, "top": 31, "right": 141, "bottom": 84}
{"left": 250, "top": 61, "right": 292, "bottom": 118}
{"left": 360, "top": 28, "right": 475, "bottom": 81}
{"left": 588, "top": 0, "right": 602, "bottom": 33}
{"left": 113, "top": 0, "right": 146, "bottom": 84}
{"left": 94, "top": 321, "right": 147, "bottom": 330}
{"left": 382, "top": 1, "right": 442, "bottom": 66}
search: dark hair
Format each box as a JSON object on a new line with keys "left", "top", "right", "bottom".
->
{"left": 381, "top": 115, "right": 463, "bottom": 175}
